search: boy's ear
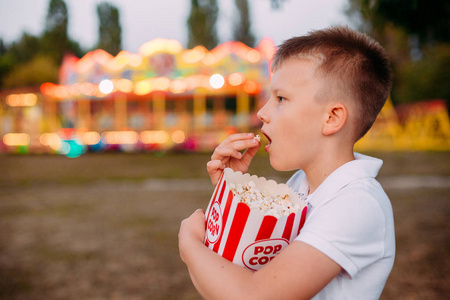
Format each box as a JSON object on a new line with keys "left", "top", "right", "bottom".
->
{"left": 322, "top": 103, "right": 348, "bottom": 136}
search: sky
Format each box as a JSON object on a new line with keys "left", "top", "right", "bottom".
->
{"left": 0, "top": 0, "right": 352, "bottom": 54}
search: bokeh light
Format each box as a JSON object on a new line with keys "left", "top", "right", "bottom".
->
{"left": 140, "top": 130, "right": 169, "bottom": 144}
{"left": 81, "top": 131, "right": 101, "bottom": 145}
{"left": 101, "top": 131, "right": 139, "bottom": 144}
{"left": 6, "top": 93, "right": 38, "bottom": 107}
{"left": 209, "top": 74, "right": 225, "bottom": 89}
{"left": 3, "top": 133, "right": 30, "bottom": 146}
{"left": 99, "top": 79, "right": 114, "bottom": 94}
{"left": 228, "top": 72, "right": 245, "bottom": 86}
{"left": 171, "top": 130, "right": 186, "bottom": 144}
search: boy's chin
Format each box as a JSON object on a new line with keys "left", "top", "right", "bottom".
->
{"left": 269, "top": 158, "right": 294, "bottom": 172}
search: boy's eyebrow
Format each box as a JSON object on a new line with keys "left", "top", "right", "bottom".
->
{"left": 271, "top": 87, "right": 291, "bottom": 95}
{"left": 270, "top": 88, "right": 282, "bottom": 95}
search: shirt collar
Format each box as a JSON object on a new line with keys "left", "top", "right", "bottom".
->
{"left": 306, "top": 153, "right": 383, "bottom": 208}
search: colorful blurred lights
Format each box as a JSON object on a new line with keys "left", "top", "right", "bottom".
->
{"left": 243, "top": 80, "right": 260, "bottom": 94}
{"left": 40, "top": 133, "right": 62, "bottom": 150}
{"left": 140, "top": 130, "right": 169, "bottom": 144}
{"left": 82, "top": 131, "right": 101, "bottom": 145}
{"left": 169, "top": 80, "right": 187, "bottom": 94}
{"left": 135, "top": 80, "right": 152, "bottom": 95}
{"left": 3, "top": 133, "right": 30, "bottom": 146}
{"left": 80, "top": 82, "right": 95, "bottom": 96}
{"left": 59, "top": 139, "right": 84, "bottom": 158}
{"left": 139, "top": 38, "right": 183, "bottom": 57}
{"left": 101, "top": 131, "right": 139, "bottom": 144}
{"left": 6, "top": 93, "right": 38, "bottom": 107}
{"left": 59, "top": 141, "right": 71, "bottom": 155}
{"left": 229, "top": 72, "right": 245, "bottom": 86}
{"left": 171, "top": 130, "right": 186, "bottom": 144}
{"left": 115, "top": 79, "right": 133, "bottom": 93}
{"left": 210, "top": 74, "right": 225, "bottom": 89}
{"left": 128, "top": 54, "right": 143, "bottom": 67}
{"left": 99, "top": 79, "right": 114, "bottom": 94}
{"left": 154, "top": 77, "right": 171, "bottom": 91}
{"left": 247, "top": 49, "right": 261, "bottom": 63}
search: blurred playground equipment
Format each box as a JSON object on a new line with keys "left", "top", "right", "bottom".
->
{"left": 355, "top": 98, "right": 450, "bottom": 151}
{"left": 1, "top": 38, "right": 449, "bottom": 156}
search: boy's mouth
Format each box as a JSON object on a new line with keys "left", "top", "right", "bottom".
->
{"left": 261, "top": 130, "right": 271, "bottom": 152}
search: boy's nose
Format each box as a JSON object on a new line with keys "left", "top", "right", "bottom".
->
{"left": 257, "top": 102, "right": 269, "bottom": 123}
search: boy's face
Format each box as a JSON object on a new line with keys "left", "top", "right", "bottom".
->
{"left": 257, "top": 58, "right": 328, "bottom": 171}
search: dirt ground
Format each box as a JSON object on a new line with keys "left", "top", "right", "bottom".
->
{"left": 0, "top": 151, "right": 449, "bottom": 299}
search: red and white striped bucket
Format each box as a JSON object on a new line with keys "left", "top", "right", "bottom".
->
{"left": 204, "top": 168, "right": 307, "bottom": 271}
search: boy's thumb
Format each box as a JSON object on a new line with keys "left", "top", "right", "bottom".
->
{"left": 241, "top": 144, "right": 259, "bottom": 165}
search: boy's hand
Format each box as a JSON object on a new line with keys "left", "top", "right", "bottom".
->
{"left": 178, "top": 209, "right": 206, "bottom": 263}
{"left": 207, "top": 133, "right": 260, "bottom": 186}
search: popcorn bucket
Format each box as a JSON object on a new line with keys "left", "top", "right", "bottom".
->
{"left": 204, "top": 168, "right": 308, "bottom": 271}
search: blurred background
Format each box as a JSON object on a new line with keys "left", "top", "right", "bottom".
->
{"left": 0, "top": 0, "right": 449, "bottom": 299}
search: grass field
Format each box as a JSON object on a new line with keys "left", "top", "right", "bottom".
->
{"left": 1, "top": 151, "right": 449, "bottom": 299}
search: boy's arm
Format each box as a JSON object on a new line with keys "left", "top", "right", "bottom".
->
{"left": 179, "top": 209, "right": 342, "bottom": 300}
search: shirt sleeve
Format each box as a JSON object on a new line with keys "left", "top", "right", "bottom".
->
{"left": 295, "top": 188, "right": 387, "bottom": 278}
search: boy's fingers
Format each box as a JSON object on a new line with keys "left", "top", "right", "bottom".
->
{"left": 211, "top": 145, "right": 243, "bottom": 161}
{"left": 207, "top": 159, "right": 224, "bottom": 171}
{"left": 223, "top": 132, "right": 254, "bottom": 144}
{"left": 206, "top": 160, "right": 225, "bottom": 186}
{"left": 212, "top": 138, "right": 259, "bottom": 161}
{"left": 193, "top": 208, "right": 205, "bottom": 217}
{"left": 207, "top": 159, "right": 225, "bottom": 174}
{"left": 241, "top": 141, "right": 260, "bottom": 165}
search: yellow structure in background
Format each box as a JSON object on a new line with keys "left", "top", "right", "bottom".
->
{"left": 355, "top": 98, "right": 450, "bottom": 151}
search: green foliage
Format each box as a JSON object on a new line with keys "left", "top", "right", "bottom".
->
{"left": 0, "top": 52, "right": 16, "bottom": 87}
{"left": 2, "top": 56, "right": 59, "bottom": 88}
{"left": 5, "top": 33, "right": 41, "bottom": 65}
{"left": 0, "top": 0, "right": 85, "bottom": 88}
{"left": 0, "top": 33, "right": 43, "bottom": 88}
{"left": 45, "top": 0, "right": 68, "bottom": 35}
{"left": 41, "top": 0, "right": 83, "bottom": 64}
{"left": 96, "top": 2, "right": 122, "bottom": 56}
{"left": 395, "top": 44, "right": 450, "bottom": 103}
{"left": 187, "top": 0, "right": 219, "bottom": 50}
{"left": 346, "top": 0, "right": 450, "bottom": 104}
{"left": 375, "top": 0, "right": 450, "bottom": 46}
{"left": 233, "top": 0, "right": 256, "bottom": 47}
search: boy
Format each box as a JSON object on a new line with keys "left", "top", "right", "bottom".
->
{"left": 179, "top": 26, "right": 395, "bottom": 299}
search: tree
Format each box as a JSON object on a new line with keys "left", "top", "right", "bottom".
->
{"left": 347, "top": 0, "right": 450, "bottom": 47}
{"left": 269, "top": 0, "right": 287, "bottom": 9}
{"left": 233, "top": 0, "right": 255, "bottom": 47}
{"left": 375, "top": 0, "right": 450, "bottom": 46}
{"left": 0, "top": 0, "right": 85, "bottom": 88}
{"left": 187, "top": 0, "right": 219, "bottom": 50}
{"left": 396, "top": 44, "right": 450, "bottom": 103}
{"left": 40, "top": 0, "right": 83, "bottom": 64}
{"left": 5, "top": 33, "right": 41, "bottom": 65}
{"left": 346, "top": 0, "right": 450, "bottom": 105}
{"left": 0, "top": 33, "right": 42, "bottom": 88}
{"left": 0, "top": 38, "right": 6, "bottom": 56}
{"left": 3, "top": 56, "right": 59, "bottom": 88}
{"left": 96, "top": 2, "right": 122, "bottom": 56}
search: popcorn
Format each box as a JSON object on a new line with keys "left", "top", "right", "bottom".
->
{"left": 204, "top": 168, "right": 308, "bottom": 271}
{"left": 254, "top": 134, "right": 261, "bottom": 142}
{"left": 229, "top": 181, "right": 303, "bottom": 218}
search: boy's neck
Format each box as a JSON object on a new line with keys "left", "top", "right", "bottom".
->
{"left": 304, "top": 148, "right": 355, "bottom": 194}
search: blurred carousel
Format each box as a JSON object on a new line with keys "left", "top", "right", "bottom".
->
{"left": 0, "top": 38, "right": 449, "bottom": 156}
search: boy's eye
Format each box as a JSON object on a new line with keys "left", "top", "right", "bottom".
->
{"left": 277, "top": 96, "right": 285, "bottom": 102}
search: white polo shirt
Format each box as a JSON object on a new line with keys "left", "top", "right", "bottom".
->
{"left": 288, "top": 153, "right": 395, "bottom": 300}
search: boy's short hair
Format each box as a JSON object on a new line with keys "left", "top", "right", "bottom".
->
{"left": 272, "top": 26, "right": 392, "bottom": 141}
